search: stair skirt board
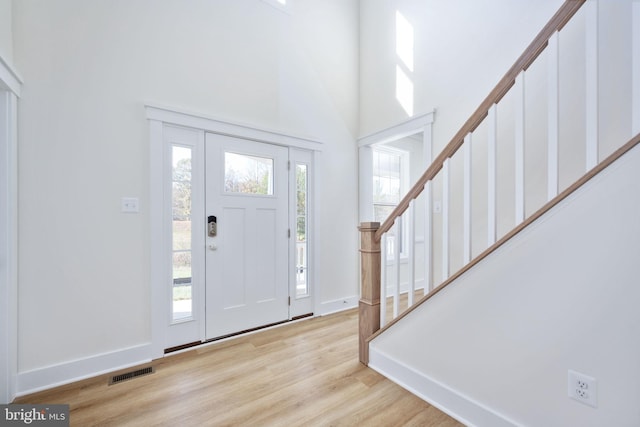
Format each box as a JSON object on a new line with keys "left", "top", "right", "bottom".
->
{"left": 368, "top": 348, "right": 519, "bottom": 427}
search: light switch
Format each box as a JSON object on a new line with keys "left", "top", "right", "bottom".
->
{"left": 121, "top": 197, "right": 139, "bottom": 213}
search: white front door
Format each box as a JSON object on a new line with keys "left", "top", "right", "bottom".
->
{"left": 205, "top": 133, "right": 289, "bottom": 339}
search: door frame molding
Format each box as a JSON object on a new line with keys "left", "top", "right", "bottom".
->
{"left": 0, "top": 55, "right": 22, "bottom": 404}
{"left": 146, "top": 105, "right": 323, "bottom": 359}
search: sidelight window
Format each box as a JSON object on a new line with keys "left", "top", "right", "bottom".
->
{"left": 172, "top": 145, "right": 193, "bottom": 322}
{"left": 295, "top": 163, "right": 309, "bottom": 297}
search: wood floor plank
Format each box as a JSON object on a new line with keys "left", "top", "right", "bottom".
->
{"left": 14, "top": 309, "right": 463, "bottom": 426}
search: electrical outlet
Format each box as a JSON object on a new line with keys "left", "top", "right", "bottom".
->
{"left": 568, "top": 370, "right": 597, "bottom": 408}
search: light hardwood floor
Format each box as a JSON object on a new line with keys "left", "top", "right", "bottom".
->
{"left": 15, "top": 309, "right": 463, "bottom": 426}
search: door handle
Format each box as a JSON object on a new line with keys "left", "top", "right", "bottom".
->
{"left": 208, "top": 216, "right": 217, "bottom": 237}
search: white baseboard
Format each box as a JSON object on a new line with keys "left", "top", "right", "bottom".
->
{"left": 16, "top": 344, "right": 152, "bottom": 397}
{"left": 317, "top": 295, "right": 358, "bottom": 316}
{"left": 368, "top": 347, "right": 519, "bottom": 427}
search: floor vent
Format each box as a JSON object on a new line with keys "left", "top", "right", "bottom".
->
{"left": 109, "top": 366, "right": 154, "bottom": 385}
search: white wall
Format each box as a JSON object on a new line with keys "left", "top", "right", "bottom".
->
{"left": 370, "top": 142, "right": 640, "bottom": 426}
{"left": 359, "top": 0, "right": 564, "bottom": 148}
{"left": 13, "top": 0, "right": 359, "bottom": 377}
{"left": 0, "top": 0, "right": 12, "bottom": 64}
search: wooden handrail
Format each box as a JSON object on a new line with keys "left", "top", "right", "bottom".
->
{"left": 375, "top": 0, "right": 586, "bottom": 241}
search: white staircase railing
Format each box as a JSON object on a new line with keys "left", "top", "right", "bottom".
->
{"left": 359, "top": 0, "right": 640, "bottom": 364}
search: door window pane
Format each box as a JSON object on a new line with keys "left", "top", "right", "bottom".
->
{"left": 172, "top": 145, "right": 193, "bottom": 322}
{"left": 225, "top": 152, "right": 274, "bottom": 195}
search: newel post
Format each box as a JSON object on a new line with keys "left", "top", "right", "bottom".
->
{"left": 358, "top": 222, "right": 381, "bottom": 365}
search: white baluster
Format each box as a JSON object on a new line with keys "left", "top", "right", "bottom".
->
{"left": 515, "top": 72, "right": 525, "bottom": 224}
{"left": 548, "top": 31, "right": 560, "bottom": 201}
{"left": 487, "top": 104, "right": 497, "bottom": 246}
{"left": 442, "top": 158, "right": 450, "bottom": 281}
{"left": 407, "top": 201, "right": 415, "bottom": 307}
{"left": 423, "top": 131, "right": 433, "bottom": 294}
{"left": 380, "top": 234, "right": 387, "bottom": 328}
{"left": 463, "top": 133, "right": 472, "bottom": 264}
{"left": 393, "top": 218, "right": 401, "bottom": 318}
{"left": 585, "top": 0, "right": 599, "bottom": 170}
{"left": 425, "top": 181, "right": 433, "bottom": 293}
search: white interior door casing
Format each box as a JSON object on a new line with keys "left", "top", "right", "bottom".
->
{"left": 0, "top": 87, "right": 18, "bottom": 404}
{"left": 148, "top": 106, "right": 321, "bottom": 356}
{"left": 0, "top": 90, "right": 11, "bottom": 404}
{"left": 205, "top": 133, "right": 289, "bottom": 339}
